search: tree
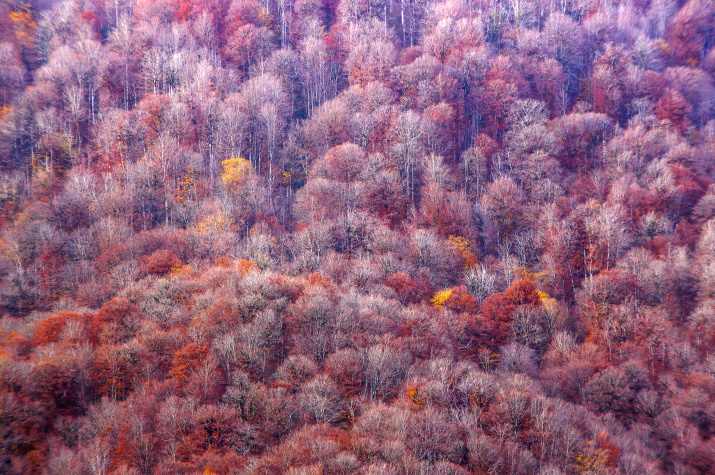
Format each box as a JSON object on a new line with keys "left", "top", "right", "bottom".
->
{"left": 181, "top": 404, "right": 256, "bottom": 458}
{"left": 588, "top": 46, "right": 633, "bottom": 123}
{"left": 9, "top": 4, "right": 36, "bottom": 64}
{"left": 364, "top": 167, "right": 409, "bottom": 225}
{"left": 299, "top": 374, "right": 343, "bottom": 423}
{"left": 664, "top": 66, "right": 715, "bottom": 129}
{"left": 33, "top": 312, "right": 87, "bottom": 346}
{"left": 169, "top": 343, "right": 208, "bottom": 387}
{"left": 552, "top": 112, "right": 612, "bottom": 172}
{"left": 543, "top": 12, "right": 587, "bottom": 100}
{"left": 474, "top": 293, "right": 516, "bottom": 348}
{"left": 87, "top": 298, "right": 140, "bottom": 344}
{"left": 363, "top": 343, "right": 410, "bottom": 399}
{"left": 407, "top": 407, "right": 465, "bottom": 464}
{"left": 390, "top": 110, "right": 424, "bottom": 203}
{"left": 221, "top": 158, "right": 255, "bottom": 192}
{"left": 583, "top": 367, "right": 636, "bottom": 420}
{"left": 311, "top": 142, "right": 365, "bottom": 183}
{"left": 0, "top": 391, "right": 45, "bottom": 469}
{"left": 384, "top": 271, "right": 433, "bottom": 305}
{"left": 241, "top": 74, "right": 289, "bottom": 183}
{"left": 290, "top": 292, "right": 336, "bottom": 364}
{"left": 503, "top": 279, "right": 541, "bottom": 306}
{"left": 0, "top": 43, "right": 25, "bottom": 105}
{"left": 140, "top": 249, "right": 183, "bottom": 276}
{"left": 480, "top": 177, "right": 527, "bottom": 248}
{"left": 344, "top": 20, "right": 396, "bottom": 86}
{"left": 666, "top": 0, "right": 715, "bottom": 66}
{"left": 421, "top": 103, "right": 457, "bottom": 160}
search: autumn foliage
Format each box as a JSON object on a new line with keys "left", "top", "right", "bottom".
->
{"left": 0, "top": 0, "right": 714, "bottom": 473}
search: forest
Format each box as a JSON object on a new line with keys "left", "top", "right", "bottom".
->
{"left": 0, "top": 0, "right": 714, "bottom": 473}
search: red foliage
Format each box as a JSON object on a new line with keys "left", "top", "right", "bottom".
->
{"left": 442, "top": 286, "right": 480, "bottom": 314}
{"left": 503, "top": 279, "right": 541, "bottom": 306}
{"left": 640, "top": 70, "right": 669, "bottom": 99}
{"left": 31, "top": 359, "right": 81, "bottom": 415}
{"left": 475, "top": 293, "right": 517, "bottom": 348}
{"left": 480, "top": 78, "right": 516, "bottom": 138}
{"left": 138, "top": 94, "right": 171, "bottom": 146}
{"left": 589, "top": 47, "right": 632, "bottom": 122}
{"left": 622, "top": 184, "right": 665, "bottom": 221}
{"left": 585, "top": 270, "right": 638, "bottom": 306}
{"left": 39, "top": 245, "right": 66, "bottom": 304}
{"left": 674, "top": 221, "right": 700, "bottom": 249}
{"left": 79, "top": 9, "right": 100, "bottom": 36}
{"left": 669, "top": 164, "right": 710, "bottom": 216}
{"left": 644, "top": 235, "right": 669, "bottom": 257}
{"left": 384, "top": 272, "right": 434, "bottom": 305}
{"left": 3, "top": 1, "right": 715, "bottom": 472}
{"left": 418, "top": 184, "right": 474, "bottom": 238}
{"left": 666, "top": 0, "right": 715, "bottom": 65}
{"left": 33, "top": 312, "right": 86, "bottom": 346}
{"left": 596, "top": 431, "right": 621, "bottom": 467}
{"left": 177, "top": 405, "right": 255, "bottom": 460}
{"left": 365, "top": 172, "right": 409, "bottom": 225}
{"left": 656, "top": 88, "right": 692, "bottom": 132}
{"left": 224, "top": 24, "right": 275, "bottom": 75}
{"left": 140, "top": 248, "right": 183, "bottom": 276}
{"left": 88, "top": 298, "right": 140, "bottom": 345}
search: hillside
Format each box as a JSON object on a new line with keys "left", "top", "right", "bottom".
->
{"left": 0, "top": 0, "right": 715, "bottom": 473}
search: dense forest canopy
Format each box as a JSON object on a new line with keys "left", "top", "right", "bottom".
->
{"left": 0, "top": 0, "right": 715, "bottom": 473}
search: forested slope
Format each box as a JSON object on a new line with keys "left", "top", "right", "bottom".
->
{"left": 0, "top": 0, "right": 715, "bottom": 473}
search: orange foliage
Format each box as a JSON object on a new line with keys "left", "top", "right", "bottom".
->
{"left": 237, "top": 259, "right": 259, "bottom": 275}
{"left": 503, "top": 279, "right": 541, "bottom": 306}
{"left": 431, "top": 288, "right": 453, "bottom": 309}
{"left": 477, "top": 294, "right": 516, "bottom": 348}
{"left": 214, "top": 256, "right": 232, "bottom": 267}
{"left": 9, "top": 6, "right": 35, "bottom": 47}
{"left": 169, "top": 343, "right": 209, "bottom": 385}
{"left": 141, "top": 249, "right": 183, "bottom": 276}
{"left": 575, "top": 431, "right": 621, "bottom": 472}
{"left": 90, "top": 345, "right": 139, "bottom": 400}
{"left": 442, "top": 286, "right": 480, "bottom": 314}
{"left": 447, "top": 235, "right": 478, "bottom": 269}
{"left": 33, "top": 312, "right": 86, "bottom": 346}
{"left": 407, "top": 386, "right": 424, "bottom": 407}
{"left": 307, "top": 272, "right": 331, "bottom": 287}
{"left": 139, "top": 94, "right": 170, "bottom": 145}
{"left": 175, "top": 168, "right": 203, "bottom": 203}
{"left": 88, "top": 298, "right": 140, "bottom": 345}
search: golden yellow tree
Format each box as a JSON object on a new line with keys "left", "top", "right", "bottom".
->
{"left": 447, "top": 235, "right": 478, "bottom": 268}
{"left": 220, "top": 158, "right": 254, "bottom": 192}
{"left": 431, "top": 289, "right": 453, "bottom": 309}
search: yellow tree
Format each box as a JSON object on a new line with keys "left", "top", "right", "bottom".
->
{"left": 221, "top": 158, "right": 254, "bottom": 192}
